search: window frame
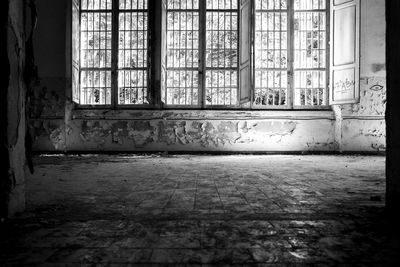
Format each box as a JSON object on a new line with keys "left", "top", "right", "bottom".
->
{"left": 163, "top": 2, "right": 203, "bottom": 109}
{"left": 75, "top": 0, "right": 151, "bottom": 109}
{"left": 252, "top": 0, "right": 330, "bottom": 110}
{"left": 71, "top": 0, "right": 331, "bottom": 110}
{"left": 162, "top": 0, "right": 241, "bottom": 109}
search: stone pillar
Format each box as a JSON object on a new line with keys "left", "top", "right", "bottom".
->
{"left": 386, "top": 0, "right": 400, "bottom": 213}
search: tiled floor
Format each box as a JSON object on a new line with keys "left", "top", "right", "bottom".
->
{"left": 1, "top": 154, "right": 399, "bottom": 266}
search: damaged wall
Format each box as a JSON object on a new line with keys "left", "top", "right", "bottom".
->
{"left": 30, "top": 0, "right": 386, "bottom": 153}
{"left": 1, "top": 0, "right": 29, "bottom": 218}
{"left": 61, "top": 110, "right": 336, "bottom": 152}
{"left": 334, "top": 0, "right": 386, "bottom": 152}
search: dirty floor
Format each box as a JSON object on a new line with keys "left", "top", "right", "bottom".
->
{"left": 1, "top": 154, "right": 399, "bottom": 266}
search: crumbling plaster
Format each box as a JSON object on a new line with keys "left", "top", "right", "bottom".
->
{"left": 31, "top": 110, "right": 336, "bottom": 152}
{"left": 3, "top": 0, "right": 29, "bottom": 217}
{"left": 333, "top": 0, "right": 386, "bottom": 152}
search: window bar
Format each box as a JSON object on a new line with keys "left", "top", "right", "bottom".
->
{"left": 217, "top": 11, "right": 220, "bottom": 105}
{"left": 144, "top": 7, "right": 147, "bottom": 103}
{"left": 191, "top": 10, "right": 194, "bottom": 105}
{"left": 223, "top": 6, "right": 226, "bottom": 105}
{"left": 260, "top": 10, "right": 263, "bottom": 105}
{"left": 178, "top": 7, "right": 181, "bottom": 104}
{"left": 288, "top": 0, "right": 294, "bottom": 108}
{"left": 273, "top": 11, "right": 276, "bottom": 106}
{"left": 185, "top": 11, "right": 188, "bottom": 104}
{"left": 199, "top": 0, "right": 205, "bottom": 107}
{"left": 86, "top": 10, "right": 89, "bottom": 103}
{"left": 318, "top": 11, "right": 321, "bottom": 105}
{"left": 170, "top": 11, "right": 176, "bottom": 104}
{"left": 135, "top": 5, "right": 138, "bottom": 103}
{"left": 121, "top": 7, "right": 124, "bottom": 104}
{"left": 229, "top": 7, "right": 232, "bottom": 104}
{"left": 111, "top": 0, "right": 118, "bottom": 107}
{"left": 91, "top": 11, "right": 94, "bottom": 104}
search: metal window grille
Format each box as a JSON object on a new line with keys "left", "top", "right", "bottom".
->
{"left": 165, "top": 0, "right": 200, "bottom": 106}
{"left": 254, "top": 0, "right": 328, "bottom": 108}
{"left": 205, "top": 0, "right": 238, "bottom": 106}
{"left": 164, "top": 0, "right": 239, "bottom": 107}
{"left": 79, "top": 0, "right": 148, "bottom": 106}
{"left": 293, "top": 0, "right": 327, "bottom": 107}
{"left": 254, "top": 0, "right": 288, "bottom": 107}
{"left": 77, "top": 0, "right": 328, "bottom": 109}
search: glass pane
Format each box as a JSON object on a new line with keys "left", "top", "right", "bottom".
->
{"left": 255, "top": 0, "right": 287, "bottom": 10}
{"left": 294, "top": 0, "right": 326, "bottom": 10}
{"left": 206, "top": 11, "right": 238, "bottom": 68}
{"left": 294, "top": 70, "right": 326, "bottom": 106}
{"left": 119, "top": 0, "right": 148, "bottom": 10}
{"left": 82, "top": 0, "right": 112, "bottom": 10}
{"left": 167, "top": 0, "right": 199, "bottom": 9}
{"left": 254, "top": 1, "right": 288, "bottom": 107}
{"left": 80, "top": 2, "right": 112, "bottom": 105}
{"left": 80, "top": 12, "right": 112, "bottom": 68}
{"left": 206, "top": 0, "right": 238, "bottom": 9}
{"left": 118, "top": 12, "right": 148, "bottom": 68}
{"left": 205, "top": 70, "right": 237, "bottom": 106}
{"left": 166, "top": 70, "right": 199, "bottom": 105}
{"left": 118, "top": 4, "right": 149, "bottom": 105}
{"left": 294, "top": 12, "right": 326, "bottom": 69}
{"left": 254, "top": 70, "right": 287, "bottom": 106}
{"left": 80, "top": 70, "right": 112, "bottom": 105}
{"left": 118, "top": 70, "right": 148, "bottom": 104}
{"left": 294, "top": 1, "right": 327, "bottom": 106}
{"left": 205, "top": 1, "right": 238, "bottom": 106}
{"left": 165, "top": 1, "right": 200, "bottom": 106}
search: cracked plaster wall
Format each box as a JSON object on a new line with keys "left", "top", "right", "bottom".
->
{"left": 61, "top": 113, "right": 335, "bottom": 152}
{"left": 335, "top": 0, "right": 386, "bottom": 152}
{"left": 3, "top": 0, "right": 28, "bottom": 217}
{"left": 30, "top": 0, "right": 386, "bottom": 153}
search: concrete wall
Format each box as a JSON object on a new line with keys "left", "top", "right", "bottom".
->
{"left": 334, "top": 0, "right": 386, "bottom": 152}
{"left": 2, "top": 0, "right": 28, "bottom": 218}
{"left": 30, "top": 0, "right": 386, "bottom": 153}
{"left": 386, "top": 0, "right": 400, "bottom": 212}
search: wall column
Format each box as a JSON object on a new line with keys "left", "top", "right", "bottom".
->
{"left": 386, "top": 0, "right": 400, "bottom": 213}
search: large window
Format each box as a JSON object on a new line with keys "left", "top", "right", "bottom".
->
{"left": 254, "top": 0, "right": 328, "bottom": 108}
{"left": 164, "top": 0, "right": 239, "bottom": 107}
{"left": 76, "top": 0, "right": 149, "bottom": 106}
{"left": 72, "top": 0, "right": 360, "bottom": 109}
{"left": 165, "top": 0, "right": 200, "bottom": 106}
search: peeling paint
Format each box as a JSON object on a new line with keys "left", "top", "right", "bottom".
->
{"left": 79, "top": 121, "right": 111, "bottom": 147}
{"left": 127, "top": 121, "right": 155, "bottom": 147}
{"left": 341, "top": 77, "right": 386, "bottom": 116}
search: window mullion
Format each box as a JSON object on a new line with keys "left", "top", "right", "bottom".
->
{"left": 111, "top": 0, "right": 119, "bottom": 108}
{"left": 199, "top": 0, "right": 206, "bottom": 108}
{"left": 288, "top": 0, "right": 294, "bottom": 109}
